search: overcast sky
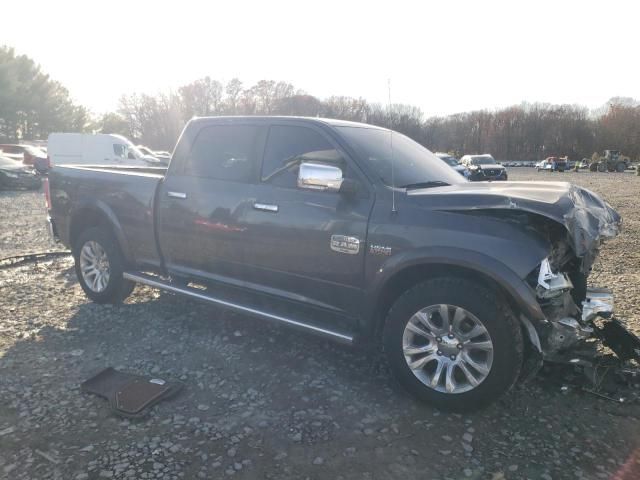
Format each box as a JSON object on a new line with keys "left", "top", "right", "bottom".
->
{"left": 1, "top": 0, "right": 638, "bottom": 117}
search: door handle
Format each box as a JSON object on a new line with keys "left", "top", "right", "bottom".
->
{"left": 253, "top": 202, "right": 279, "bottom": 213}
{"left": 167, "top": 191, "right": 187, "bottom": 199}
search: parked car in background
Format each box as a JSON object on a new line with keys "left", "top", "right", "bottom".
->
{"left": 137, "top": 145, "right": 170, "bottom": 166}
{"left": 136, "top": 145, "right": 155, "bottom": 157}
{"left": 48, "top": 134, "right": 163, "bottom": 167}
{"left": 460, "top": 154, "right": 507, "bottom": 181}
{"left": 536, "top": 157, "right": 567, "bottom": 172}
{"left": 33, "top": 156, "right": 51, "bottom": 175}
{"left": 24, "top": 145, "right": 47, "bottom": 165}
{"left": 536, "top": 159, "right": 552, "bottom": 171}
{"left": 435, "top": 152, "right": 469, "bottom": 178}
{"left": 0, "top": 154, "right": 41, "bottom": 190}
{"left": 154, "top": 150, "right": 172, "bottom": 162}
{"left": 0, "top": 144, "right": 46, "bottom": 164}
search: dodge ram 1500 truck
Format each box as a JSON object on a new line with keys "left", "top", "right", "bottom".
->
{"left": 47, "top": 116, "right": 634, "bottom": 411}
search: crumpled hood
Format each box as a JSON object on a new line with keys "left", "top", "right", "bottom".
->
{"left": 407, "top": 181, "right": 621, "bottom": 269}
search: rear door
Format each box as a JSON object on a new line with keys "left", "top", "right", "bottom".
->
{"left": 243, "top": 123, "right": 374, "bottom": 324}
{"left": 156, "top": 123, "right": 265, "bottom": 282}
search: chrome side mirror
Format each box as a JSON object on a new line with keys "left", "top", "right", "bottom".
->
{"left": 298, "top": 162, "right": 343, "bottom": 192}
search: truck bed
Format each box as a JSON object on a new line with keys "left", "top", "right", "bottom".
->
{"left": 49, "top": 164, "right": 167, "bottom": 267}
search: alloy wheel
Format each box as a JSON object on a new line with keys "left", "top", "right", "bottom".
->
{"left": 402, "top": 304, "right": 494, "bottom": 394}
{"left": 79, "top": 240, "right": 111, "bottom": 293}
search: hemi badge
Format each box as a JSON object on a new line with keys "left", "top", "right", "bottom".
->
{"left": 330, "top": 235, "right": 360, "bottom": 255}
{"left": 370, "top": 244, "right": 392, "bottom": 256}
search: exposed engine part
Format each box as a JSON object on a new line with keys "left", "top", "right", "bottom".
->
{"left": 537, "top": 258, "right": 573, "bottom": 299}
{"left": 544, "top": 317, "right": 594, "bottom": 354}
{"left": 582, "top": 288, "right": 614, "bottom": 322}
{"left": 541, "top": 287, "right": 580, "bottom": 323}
{"left": 537, "top": 258, "right": 557, "bottom": 288}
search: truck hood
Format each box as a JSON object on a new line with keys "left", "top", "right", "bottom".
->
{"left": 407, "top": 181, "right": 621, "bottom": 270}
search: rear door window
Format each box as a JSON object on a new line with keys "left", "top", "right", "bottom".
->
{"left": 261, "top": 125, "right": 343, "bottom": 188}
{"left": 186, "top": 125, "right": 260, "bottom": 182}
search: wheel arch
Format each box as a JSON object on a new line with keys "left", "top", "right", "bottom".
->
{"left": 364, "top": 253, "right": 545, "bottom": 347}
{"left": 68, "top": 201, "right": 133, "bottom": 264}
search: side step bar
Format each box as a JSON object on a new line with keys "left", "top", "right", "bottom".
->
{"left": 123, "top": 271, "right": 354, "bottom": 345}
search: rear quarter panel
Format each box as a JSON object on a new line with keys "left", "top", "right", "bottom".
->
{"left": 50, "top": 166, "right": 164, "bottom": 266}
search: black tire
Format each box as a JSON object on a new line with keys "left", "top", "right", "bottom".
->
{"left": 383, "top": 277, "right": 523, "bottom": 412}
{"left": 597, "top": 163, "right": 608, "bottom": 172}
{"left": 73, "top": 226, "right": 134, "bottom": 303}
{"left": 589, "top": 163, "right": 598, "bottom": 172}
{"left": 615, "top": 162, "right": 625, "bottom": 173}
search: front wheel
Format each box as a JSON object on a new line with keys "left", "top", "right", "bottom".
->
{"left": 73, "top": 226, "right": 134, "bottom": 303}
{"left": 383, "top": 278, "right": 523, "bottom": 412}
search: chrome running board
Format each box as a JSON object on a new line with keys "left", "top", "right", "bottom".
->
{"left": 123, "top": 271, "right": 354, "bottom": 345}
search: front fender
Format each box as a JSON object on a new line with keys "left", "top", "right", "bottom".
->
{"left": 364, "top": 246, "right": 545, "bottom": 335}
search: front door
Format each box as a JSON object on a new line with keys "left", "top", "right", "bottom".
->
{"left": 243, "top": 123, "right": 374, "bottom": 325}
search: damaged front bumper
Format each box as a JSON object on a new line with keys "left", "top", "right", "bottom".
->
{"left": 534, "top": 267, "right": 640, "bottom": 367}
{"left": 582, "top": 288, "right": 614, "bottom": 322}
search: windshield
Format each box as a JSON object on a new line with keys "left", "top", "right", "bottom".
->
{"left": 337, "top": 127, "right": 464, "bottom": 187}
{"left": 471, "top": 156, "right": 496, "bottom": 165}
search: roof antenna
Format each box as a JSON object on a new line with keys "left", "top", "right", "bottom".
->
{"left": 388, "top": 79, "right": 397, "bottom": 213}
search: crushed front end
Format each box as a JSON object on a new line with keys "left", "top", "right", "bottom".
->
{"left": 528, "top": 188, "right": 640, "bottom": 369}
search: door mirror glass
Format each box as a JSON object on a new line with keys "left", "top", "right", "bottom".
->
{"left": 298, "top": 162, "right": 343, "bottom": 192}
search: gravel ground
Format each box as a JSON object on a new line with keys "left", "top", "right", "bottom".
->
{"left": 0, "top": 186, "right": 64, "bottom": 259}
{"left": 1, "top": 169, "right": 639, "bottom": 480}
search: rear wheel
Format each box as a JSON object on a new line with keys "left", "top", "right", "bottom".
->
{"left": 615, "top": 162, "right": 625, "bottom": 172}
{"left": 383, "top": 277, "right": 523, "bottom": 411}
{"left": 73, "top": 226, "right": 134, "bottom": 303}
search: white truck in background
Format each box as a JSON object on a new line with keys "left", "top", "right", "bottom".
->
{"left": 47, "top": 133, "right": 162, "bottom": 167}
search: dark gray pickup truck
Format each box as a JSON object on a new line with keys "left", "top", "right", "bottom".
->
{"left": 47, "top": 116, "right": 635, "bottom": 411}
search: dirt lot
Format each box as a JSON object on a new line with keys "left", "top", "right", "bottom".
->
{"left": 1, "top": 169, "right": 639, "bottom": 480}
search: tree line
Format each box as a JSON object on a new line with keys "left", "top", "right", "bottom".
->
{"left": 1, "top": 46, "right": 639, "bottom": 161}
{"left": 0, "top": 47, "right": 88, "bottom": 142}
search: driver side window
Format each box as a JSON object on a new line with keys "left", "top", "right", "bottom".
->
{"left": 113, "top": 144, "right": 127, "bottom": 158}
{"left": 261, "top": 125, "right": 343, "bottom": 189}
